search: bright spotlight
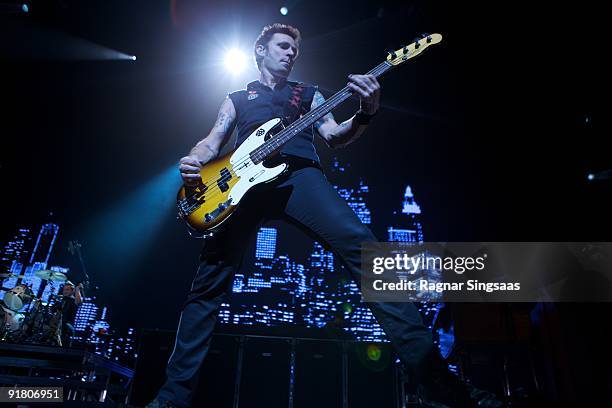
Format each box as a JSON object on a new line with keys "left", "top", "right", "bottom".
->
{"left": 587, "top": 173, "right": 594, "bottom": 181}
{"left": 280, "top": 6, "right": 288, "bottom": 15}
{"left": 224, "top": 49, "right": 247, "bottom": 74}
{"left": 131, "top": 55, "right": 137, "bottom": 61}
{"left": 22, "top": 4, "right": 29, "bottom": 13}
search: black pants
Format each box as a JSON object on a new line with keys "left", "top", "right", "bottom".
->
{"left": 159, "top": 163, "right": 434, "bottom": 407}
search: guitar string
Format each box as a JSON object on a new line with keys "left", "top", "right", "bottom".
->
{"left": 179, "top": 84, "right": 354, "bottom": 211}
{"left": 181, "top": 61, "right": 392, "bottom": 210}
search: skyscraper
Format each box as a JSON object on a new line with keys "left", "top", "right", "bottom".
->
{"left": 73, "top": 296, "right": 99, "bottom": 334}
{"left": 388, "top": 186, "right": 423, "bottom": 243}
{"left": 0, "top": 227, "right": 33, "bottom": 289}
{"left": 27, "top": 223, "right": 60, "bottom": 298}
{"left": 255, "top": 227, "right": 277, "bottom": 259}
{"left": 330, "top": 160, "right": 371, "bottom": 225}
{"left": 29, "top": 223, "right": 59, "bottom": 265}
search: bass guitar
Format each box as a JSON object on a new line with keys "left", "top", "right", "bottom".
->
{"left": 177, "top": 33, "right": 443, "bottom": 236}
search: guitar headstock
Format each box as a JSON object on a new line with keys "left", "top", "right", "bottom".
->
{"left": 386, "top": 33, "right": 443, "bottom": 66}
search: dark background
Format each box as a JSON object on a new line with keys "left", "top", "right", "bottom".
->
{"left": 1, "top": 0, "right": 607, "bottom": 336}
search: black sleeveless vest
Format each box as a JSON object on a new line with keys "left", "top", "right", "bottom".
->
{"left": 228, "top": 80, "right": 320, "bottom": 163}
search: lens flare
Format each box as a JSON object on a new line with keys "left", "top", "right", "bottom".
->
{"left": 366, "top": 344, "right": 382, "bottom": 361}
{"left": 224, "top": 49, "right": 247, "bottom": 75}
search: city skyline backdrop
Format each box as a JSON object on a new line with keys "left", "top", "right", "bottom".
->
{"left": 1, "top": 158, "right": 453, "bottom": 359}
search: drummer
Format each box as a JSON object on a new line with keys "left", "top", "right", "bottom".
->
{"left": 60, "top": 281, "right": 83, "bottom": 345}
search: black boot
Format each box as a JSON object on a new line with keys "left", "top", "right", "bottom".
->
{"left": 416, "top": 352, "right": 503, "bottom": 408}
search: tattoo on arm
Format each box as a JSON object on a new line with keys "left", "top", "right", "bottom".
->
{"left": 191, "top": 97, "right": 236, "bottom": 158}
{"left": 212, "top": 97, "right": 236, "bottom": 134}
{"left": 214, "top": 109, "right": 233, "bottom": 134}
{"left": 312, "top": 90, "right": 335, "bottom": 130}
{"left": 215, "top": 112, "right": 226, "bottom": 127}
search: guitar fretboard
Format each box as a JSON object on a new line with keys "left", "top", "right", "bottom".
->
{"left": 249, "top": 60, "right": 393, "bottom": 164}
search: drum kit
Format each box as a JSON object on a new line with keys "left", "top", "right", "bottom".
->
{"left": 0, "top": 269, "right": 71, "bottom": 346}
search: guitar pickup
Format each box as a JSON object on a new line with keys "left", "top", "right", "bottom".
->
{"left": 217, "top": 167, "right": 232, "bottom": 192}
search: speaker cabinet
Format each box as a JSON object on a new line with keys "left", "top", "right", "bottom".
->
{"left": 237, "top": 336, "right": 291, "bottom": 408}
{"left": 131, "top": 330, "right": 239, "bottom": 407}
{"left": 293, "top": 339, "right": 342, "bottom": 408}
{"left": 130, "top": 332, "right": 400, "bottom": 408}
{"left": 130, "top": 329, "right": 175, "bottom": 406}
{"left": 193, "top": 334, "right": 241, "bottom": 407}
{"left": 346, "top": 342, "right": 397, "bottom": 408}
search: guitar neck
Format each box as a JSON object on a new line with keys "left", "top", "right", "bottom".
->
{"left": 250, "top": 60, "right": 393, "bottom": 164}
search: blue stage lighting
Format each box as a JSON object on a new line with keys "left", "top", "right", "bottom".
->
{"left": 587, "top": 173, "right": 594, "bottom": 181}
{"left": 22, "top": 4, "right": 29, "bottom": 13}
{"left": 82, "top": 164, "right": 182, "bottom": 276}
{"left": 280, "top": 6, "right": 288, "bottom": 15}
{"left": 131, "top": 55, "right": 137, "bottom": 61}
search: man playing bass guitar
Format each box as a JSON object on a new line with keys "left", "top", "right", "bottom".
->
{"left": 149, "top": 23, "right": 501, "bottom": 408}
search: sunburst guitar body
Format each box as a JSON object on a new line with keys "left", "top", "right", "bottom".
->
{"left": 177, "top": 118, "right": 287, "bottom": 236}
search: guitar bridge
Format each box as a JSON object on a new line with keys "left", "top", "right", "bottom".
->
{"left": 177, "top": 199, "right": 194, "bottom": 218}
{"left": 204, "top": 199, "right": 232, "bottom": 224}
{"left": 178, "top": 184, "right": 208, "bottom": 217}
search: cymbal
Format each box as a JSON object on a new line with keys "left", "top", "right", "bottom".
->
{"left": 34, "top": 269, "right": 67, "bottom": 282}
{"left": 0, "top": 273, "right": 26, "bottom": 279}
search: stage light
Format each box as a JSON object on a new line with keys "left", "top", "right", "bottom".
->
{"left": 130, "top": 55, "right": 136, "bottom": 61}
{"left": 280, "top": 6, "right": 288, "bottom": 15}
{"left": 22, "top": 4, "right": 29, "bottom": 13}
{"left": 224, "top": 49, "right": 247, "bottom": 74}
{"left": 587, "top": 173, "right": 594, "bottom": 181}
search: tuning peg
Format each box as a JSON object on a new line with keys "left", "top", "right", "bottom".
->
{"left": 402, "top": 45, "right": 409, "bottom": 54}
{"left": 421, "top": 33, "right": 433, "bottom": 43}
{"left": 413, "top": 38, "right": 421, "bottom": 49}
{"left": 387, "top": 50, "right": 397, "bottom": 59}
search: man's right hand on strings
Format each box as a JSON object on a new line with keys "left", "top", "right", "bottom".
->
{"left": 179, "top": 155, "right": 204, "bottom": 186}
